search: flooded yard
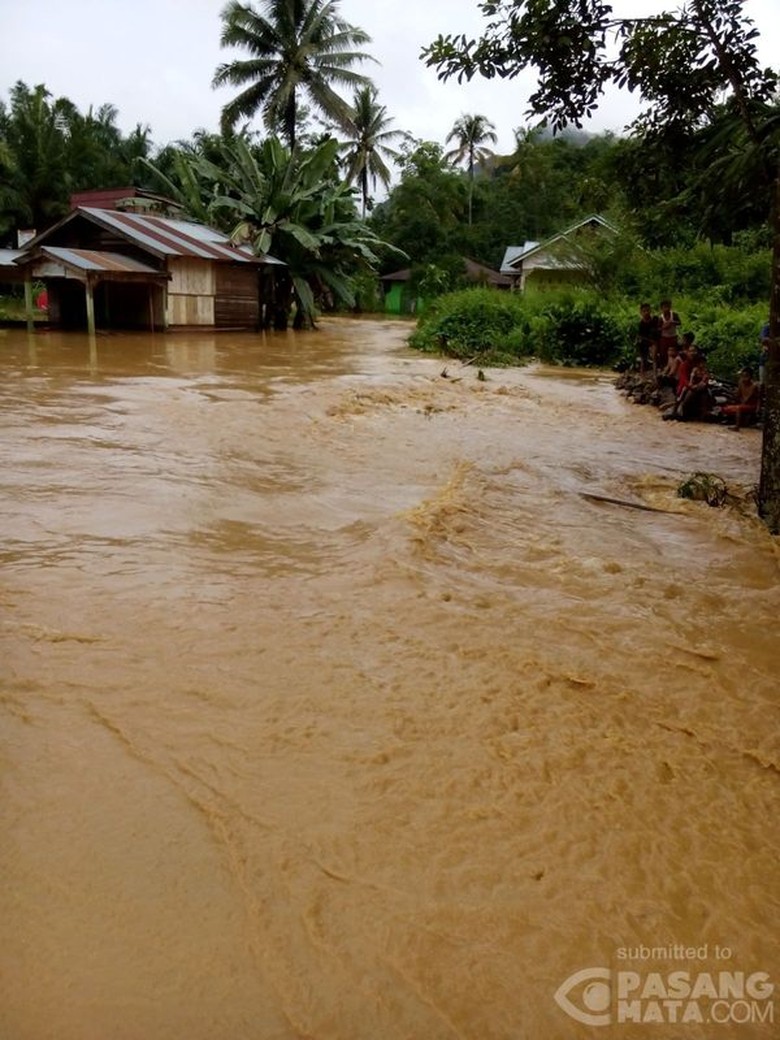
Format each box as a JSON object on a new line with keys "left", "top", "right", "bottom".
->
{"left": 1, "top": 318, "right": 777, "bottom": 1039}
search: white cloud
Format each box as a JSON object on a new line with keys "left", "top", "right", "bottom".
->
{"left": 0, "top": 0, "right": 777, "bottom": 154}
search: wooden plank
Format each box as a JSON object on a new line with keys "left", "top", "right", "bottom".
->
{"left": 169, "top": 258, "right": 214, "bottom": 295}
{"left": 215, "top": 264, "right": 259, "bottom": 327}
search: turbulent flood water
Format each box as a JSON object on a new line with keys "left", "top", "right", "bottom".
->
{"left": 1, "top": 318, "right": 778, "bottom": 1040}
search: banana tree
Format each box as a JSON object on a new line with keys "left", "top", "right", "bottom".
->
{"left": 144, "top": 133, "right": 402, "bottom": 328}
{"left": 220, "top": 135, "right": 402, "bottom": 326}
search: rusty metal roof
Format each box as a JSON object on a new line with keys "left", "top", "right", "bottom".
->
{"left": 78, "top": 207, "right": 282, "bottom": 265}
{"left": 39, "top": 246, "right": 165, "bottom": 275}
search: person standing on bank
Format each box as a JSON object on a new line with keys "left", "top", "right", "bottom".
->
{"left": 636, "top": 302, "right": 659, "bottom": 376}
{"left": 657, "top": 298, "right": 681, "bottom": 371}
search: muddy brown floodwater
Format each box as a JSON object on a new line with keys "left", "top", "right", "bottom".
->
{"left": 1, "top": 318, "right": 778, "bottom": 1040}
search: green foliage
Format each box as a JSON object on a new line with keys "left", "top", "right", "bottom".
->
{"left": 533, "top": 294, "right": 626, "bottom": 366}
{"left": 0, "top": 292, "right": 26, "bottom": 320}
{"left": 408, "top": 288, "right": 527, "bottom": 360}
{"left": 409, "top": 281, "right": 768, "bottom": 375}
{"left": 0, "top": 81, "right": 152, "bottom": 241}
{"left": 445, "top": 113, "right": 498, "bottom": 225}
{"left": 372, "top": 132, "right": 623, "bottom": 272}
{"left": 422, "top": 2, "right": 777, "bottom": 136}
{"left": 677, "top": 473, "right": 727, "bottom": 507}
{"left": 369, "top": 142, "right": 467, "bottom": 267}
{"left": 0, "top": 287, "right": 48, "bottom": 321}
{"left": 213, "top": 0, "right": 374, "bottom": 150}
{"left": 338, "top": 85, "right": 407, "bottom": 217}
{"left": 349, "top": 270, "right": 383, "bottom": 312}
{"left": 679, "top": 298, "right": 766, "bottom": 380}
{"left": 409, "top": 256, "right": 468, "bottom": 300}
{"left": 544, "top": 221, "right": 640, "bottom": 297}
{"left": 626, "top": 244, "right": 772, "bottom": 305}
{"left": 409, "top": 286, "right": 629, "bottom": 367}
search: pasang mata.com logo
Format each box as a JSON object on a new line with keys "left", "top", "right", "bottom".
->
{"left": 554, "top": 957, "right": 775, "bottom": 1028}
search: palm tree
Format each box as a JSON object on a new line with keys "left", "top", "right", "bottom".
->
{"left": 338, "top": 86, "right": 407, "bottom": 217}
{"left": 0, "top": 137, "right": 22, "bottom": 241}
{"left": 212, "top": 0, "right": 375, "bottom": 152}
{"left": 445, "top": 113, "right": 498, "bottom": 225}
{"left": 1, "top": 82, "right": 72, "bottom": 231}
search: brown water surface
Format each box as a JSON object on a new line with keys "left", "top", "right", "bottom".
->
{"left": 1, "top": 319, "right": 778, "bottom": 1039}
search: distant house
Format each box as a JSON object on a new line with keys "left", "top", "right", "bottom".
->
{"left": 0, "top": 248, "right": 26, "bottom": 289}
{"left": 381, "top": 257, "right": 512, "bottom": 315}
{"left": 500, "top": 214, "right": 617, "bottom": 291}
{"left": 4, "top": 188, "right": 284, "bottom": 333}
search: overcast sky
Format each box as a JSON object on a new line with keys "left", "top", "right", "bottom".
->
{"left": 1, "top": 0, "right": 778, "bottom": 157}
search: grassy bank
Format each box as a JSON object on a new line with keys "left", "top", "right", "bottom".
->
{"left": 408, "top": 287, "right": 767, "bottom": 381}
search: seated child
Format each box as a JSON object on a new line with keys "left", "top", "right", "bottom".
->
{"left": 721, "top": 367, "right": 760, "bottom": 430}
{"left": 664, "top": 337, "right": 711, "bottom": 421}
{"left": 658, "top": 344, "right": 682, "bottom": 389}
{"left": 680, "top": 351, "right": 711, "bottom": 420}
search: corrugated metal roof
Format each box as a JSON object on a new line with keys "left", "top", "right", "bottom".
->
{"left": 155, "top": 216, "right": 249, "bottom": 248}
{"left": 501, "top": 243, "right": 538, "bottom": 274}
{"left": 40, "top": 246, "right": 164, "bottom": 274}
{"left": 80, "top": 207, "right": 267, "bottom": 264}
{"left": 502, "top": 216, "right": 618, "bottom": 272}
{"left": 463, "top": 257, "right": 513, "bottom": 287}
{"left": 0, "top": 248, "right": 25, "bottom": 267}
{"left": 16, "top": 207, "right": 285, "bottom": 268}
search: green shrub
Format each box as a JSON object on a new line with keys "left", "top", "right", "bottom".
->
{"left": 0, "top": 292, "right": 29, "bottom": 321}
{"left": 408, "top": 287, "right": 528, "bottom": 358}
{"left": 408, "top": 278, "right": 769, "bottom": 376}
{"left": 349, "top": 272, "right": 383, "bottom": 313}
{"left": 534, "top": 294, "right": 627, "bottom": 366}
{"left": 681, "top": 300, "right": 766, "bottom": 380}
{"left": 619, "top": 244, "right": 771, "bottom": 305}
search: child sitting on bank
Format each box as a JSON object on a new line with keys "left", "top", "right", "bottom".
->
{"left": 658, "top": 343, "right": 682, "bottom": 389}
{"left": 663, "top": 334, "right": 711, "bottom": 421}
{"left": 721, "top": 367, "right": 760, "bottom": 430}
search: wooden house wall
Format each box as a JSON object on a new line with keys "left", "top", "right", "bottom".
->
{"left": 167, "top": 258, "right": 215, "bottom": 327}
{"left": 214, "top": 264, "right": 259, "bottom": 328}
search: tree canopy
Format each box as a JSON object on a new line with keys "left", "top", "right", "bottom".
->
{"left": 213, "top": 0, "right": 375, "bottom": 150}
{"left": 445, "top": 113, "right": 498, "bottom": 225}
{"left": 338, "top": 85, "right": 407, "bottom": 217}
{"left": 0, "top": 81, "right": 151, "bottom": 238}
{"left": 422, "top": 1, "right": 777, "bottom": 135}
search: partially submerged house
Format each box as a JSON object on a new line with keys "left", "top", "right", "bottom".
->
{"left": 381, "top": 257, "right": 512, "bottom": 315}
{"left": 3, "top": 188, "right": 284, "bottom": 333}
{"left": 500, "top": 214, "right": 617, "bottom": 291}
{"left": 0, "top": 248, "right": 26, "bottom": 291}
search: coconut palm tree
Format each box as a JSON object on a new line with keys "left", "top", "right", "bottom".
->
{"left": 338, "top": 86, "right": 407, "bottom": 217}
{"left": 0, "top": 137, "right": 22, "bottom": 241}
{"left": 445, "top": 113, "right": 498, "bottom": 224}
{"left": 1, "top": 82, "right": 72, "bottom": 231}
{"left": 213, "top": 0, "right": 375, "bottom": 152}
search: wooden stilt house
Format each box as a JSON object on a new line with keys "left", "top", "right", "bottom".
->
{"left": 11, "top": 189, "right": 284, "bottom": 333}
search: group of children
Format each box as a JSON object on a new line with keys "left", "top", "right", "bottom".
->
{"left": 636, "top": 300, "right": 762, "bottom": 429}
